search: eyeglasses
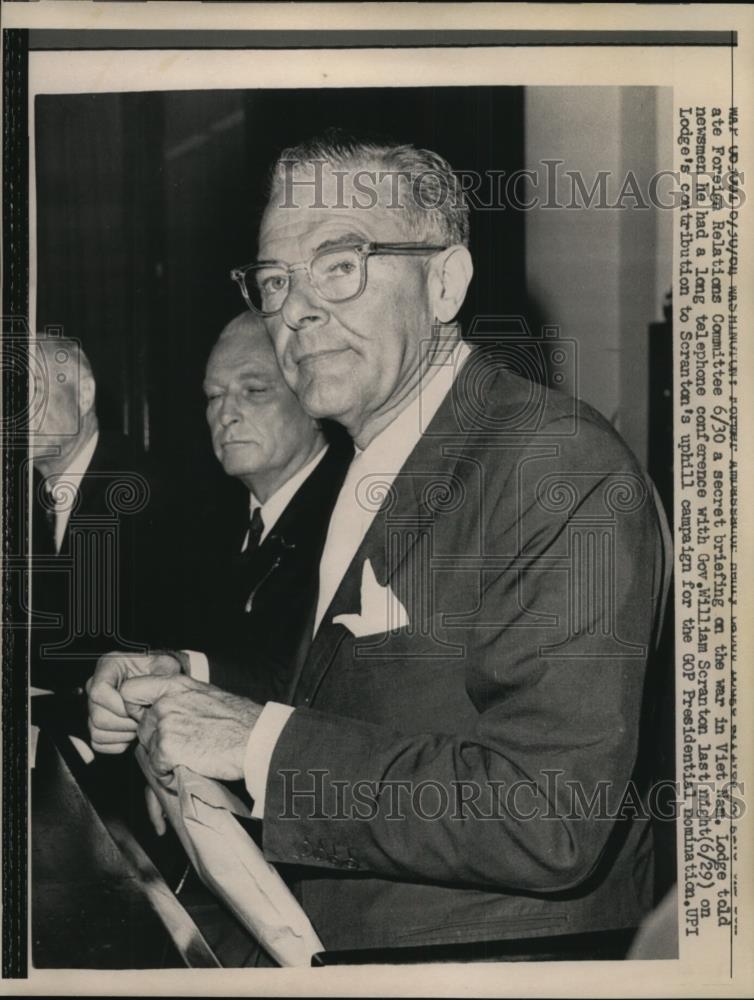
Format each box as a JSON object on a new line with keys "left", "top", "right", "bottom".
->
{"left": 230, "top": 241, "right": 447, "bottom": 317}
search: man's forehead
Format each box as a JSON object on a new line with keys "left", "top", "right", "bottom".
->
{"left": 259, "top": 202, "right": 409, "bottom": 253}
{"left": 206, "top": 329, "right": 279, "bottom": 381}
{"left": 260, "top": 161, "right": 413, "bottom": 248}
{"left": 274, "top": 159, "right": 395, "bottom": 205}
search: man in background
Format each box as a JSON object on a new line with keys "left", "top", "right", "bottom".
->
{"left": 180, "top": 311, "right": 353, "bottom": 704}
{"left": 28, "top": 334, "right": 180, "bottom": 894}
{"left": 144, "top": 313, "right": 352, "bottom": 966}
{"left": 29, "top": 335, "right": 160, "bottom": 697}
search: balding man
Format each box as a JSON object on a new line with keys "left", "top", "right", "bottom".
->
{"left": 139, "top": 315, "right": 353, "bottom": 962}
{"left": 182, "top": 313, "right": 353, "bottom": 703}
{"left": 30, "top": 335, "right": 99, "bottom": 557}
{"left": 29, "top": 335, "right": 161, "bottom": 695}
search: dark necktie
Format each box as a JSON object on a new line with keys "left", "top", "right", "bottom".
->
{"left": 241, "top": 507, "right": 266, "bottom": 613}
{"left": 44, "top": 495, "right": 57, "bottom": 551}
{"left": 33, "top": 482, "right": 58, "bottom": 556}
{"left": 243, "top": 506, "right": 264, "bottom": 557}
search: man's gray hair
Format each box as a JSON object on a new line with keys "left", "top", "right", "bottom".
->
{"left": 270, "top": 132, "right": 470, "bottom": 247}
{"left": 37, "top": 335, "right": 94, "bottom": 382}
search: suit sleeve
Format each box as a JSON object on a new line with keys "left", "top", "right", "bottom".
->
{"left": 258, "top": 416, "right": 667, "bottom": 893}
{"left": 204, "top": 646, "right": 289, "bottom": 703}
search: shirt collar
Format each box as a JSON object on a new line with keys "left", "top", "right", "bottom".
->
{"left": 248, "top": 444, "right": 329, "bottom": 544}
{"left": 44, "top": 429, "right": 99, "bottom": 496}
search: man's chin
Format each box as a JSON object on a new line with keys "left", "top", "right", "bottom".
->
{"left": 222, "top": 463, "right": 256, "bottom": 479}
{"left": 294, "top": 352, "right": 356, "bottom": 419}
{"left": 220, "top": 449, "right": 261, "bottom": 478}
{"left": 297, "top": 376, "right": 354, "bottom": 423}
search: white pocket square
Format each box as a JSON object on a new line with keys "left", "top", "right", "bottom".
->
{"left": 333, "top": 559, "right": 409, "bottom": 638}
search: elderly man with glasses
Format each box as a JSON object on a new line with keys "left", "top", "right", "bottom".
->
{"left": 88, "top": 134, "right": 670, "bottom": 963}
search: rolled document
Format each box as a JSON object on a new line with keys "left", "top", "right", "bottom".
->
{"left": 135, "top": 747, "right": 323, "bottom": 967}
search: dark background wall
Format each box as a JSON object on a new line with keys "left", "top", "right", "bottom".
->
{"left": 35, "top": 86, "right": 527, "bottom": 505}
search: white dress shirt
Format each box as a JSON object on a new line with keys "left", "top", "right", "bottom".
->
{"left": 42, "top": 430, "right": 99, "bottom": 552}
{"left": 244, "top": 339, "right": 472, "bottom": 817}
{"left": 37, "top": 429, "right": 100, "bottom": 764}
{"left": 244, "top": 445, "right": 328, "bottom": 549}
{"left": 185, "top": 445, "right": 328, "bottom": 682}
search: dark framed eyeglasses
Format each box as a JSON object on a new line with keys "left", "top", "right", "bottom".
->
{"left": 230, "top": 241, "right": 447, "bottom": 317}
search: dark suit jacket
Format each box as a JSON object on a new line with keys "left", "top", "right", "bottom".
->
{"left": 29, "top": 432, "right": 171, "bottom": 693}
{"left": 197, "top": 435, "right": 353, "bottom": 704}
{"left": 257, "top": 351, "right": 671, "bottom": 954}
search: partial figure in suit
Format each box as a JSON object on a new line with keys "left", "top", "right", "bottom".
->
{"left": 182, "top": 312, "right": 353, "bottom": 704}
{"left": 28, "top": 335, "right": 176, "bottom": 866}
{"left": 142, "top": 314, "right": 352, "bottom": 963}
{"left": 89, "top": 136, "right": 672, "bottom": 962}
{"left": 28, "top": 336, "right": 161, "bottom": 697}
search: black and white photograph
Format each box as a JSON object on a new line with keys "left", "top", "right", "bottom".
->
{"left": 1, "top": 3, "right": 752, "bottom": 996}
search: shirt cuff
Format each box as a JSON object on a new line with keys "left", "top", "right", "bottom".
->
{"left": 182, "top": 650, "right": 209, "bottom": 683}
{"left": 244, "top": 702, "right": 295, "bottom": 819}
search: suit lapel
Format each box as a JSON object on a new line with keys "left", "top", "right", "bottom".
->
{"left": 57, "top": 436, "right": 107, "bottom": 550}
{"left": 237, "top": 438, "right": 354, "bottom": 610}
{"left": 63, "top": 433, "right": 138, "bottom": 525}
{"left": 290, "top": 371, "right": 471, "bottom": 708}
{"left": 277, "top": 438, "right": 353, "bottom": 542}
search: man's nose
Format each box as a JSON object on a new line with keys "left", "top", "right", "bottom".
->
{"left": 219, "top": 395, "right": 241, "bottom": 427}
{"left": 280, "top": 268, "right": 329, "bottom": 330}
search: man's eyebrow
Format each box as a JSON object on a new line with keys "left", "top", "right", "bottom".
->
{"left": 202, "top": 373, "right": 268, "bottom": 391}
{"left": 314, "top": 233, "right": 368, "bottom": 252}
{"left": 237, "top": 368, "right": 273, "bottom": 382}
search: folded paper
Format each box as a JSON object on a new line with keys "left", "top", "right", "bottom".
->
{"left": 136, "top": 746, "right": 323, "bottom": 967}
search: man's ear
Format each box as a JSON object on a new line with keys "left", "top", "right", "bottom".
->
{"left": 78, "top": 373, "right": 96, "bottom": 417}
{"left": 427, "top": 245, "right": 473, "bottom": 324}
